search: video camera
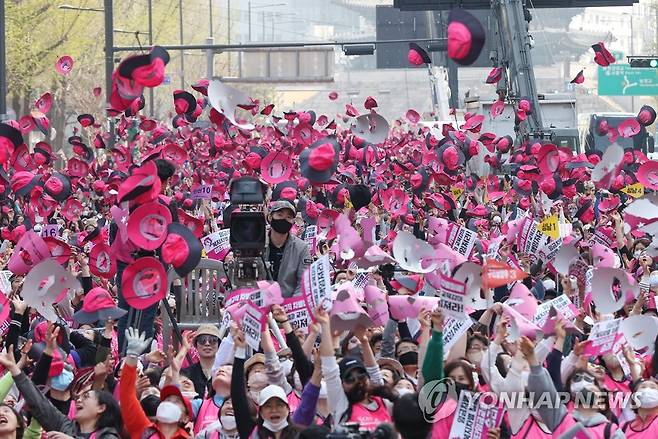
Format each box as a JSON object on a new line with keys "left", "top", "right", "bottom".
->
{"left": 327, "top": 423, "right": 395, "bottom": 439}
{"left": 226, "top": 176, "right": 269, "bottom": 288}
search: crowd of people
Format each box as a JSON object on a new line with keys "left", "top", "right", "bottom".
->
{"left": 0, "top": 42, "right": 658, "bottom": 439}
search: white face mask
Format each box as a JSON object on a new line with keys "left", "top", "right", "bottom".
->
{"left": 220, "top": 415, "right": 237, "bottom": 431}
{"left": 570, "top": 381, "right": 587, "bottom": 395}
{"left": 636, "top": 388, "right": 658, "bottom": 408}
{"left": 181, "top": 391, "right": 198, "bottom": 400}
{"left": 396, "top": 387, "right": 414, "bottom": 396}
{"left": 156, "top": 401, "right": 182, "bottom": 424}
{"left": 263, "top": 418, "right": 288, "bottom": 432}
{"left": 467, "top": 351, "right": 483, "bottom": 365}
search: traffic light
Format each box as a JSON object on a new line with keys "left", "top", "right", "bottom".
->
{"left": 628, "top": 57, "right": 658, "bottom": 68}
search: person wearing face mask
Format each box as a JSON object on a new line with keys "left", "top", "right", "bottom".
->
{"left": 264, "top": 200, "right": 311, "bottom": 298}
{"left": 120, "top": 328, "right": 192, "bottom": 439}
{"left": 316, "top": 307, "right": 393, "bottom": 431}
{"left": 192, "top": 365, "right": 232, "bottom": 435}
{"left": 523, "top": 336, "right": 625, "bottom": 439}
{"left": 194, "top": 397, "right": 240, "bottom": 439}
{"left": 230, "top": 327, "right": 301, "bottom": 439}
{"left": 622, "top": 380, "right": 658, "bottom": 436}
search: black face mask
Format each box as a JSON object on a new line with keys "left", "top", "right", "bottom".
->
{"left": 271, "top": 218, "right": 293, "bottom": 234}
{"left": 453, "top": 382, "right": 471, "bottom": 399}
{"left": 398, "top": 351, "right": 418, "bottom": 366}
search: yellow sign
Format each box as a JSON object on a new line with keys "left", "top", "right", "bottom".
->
{"left": 451, "top": 187, "right": 464, "bottom": 199}
{"left": 539, "top": 214, "right": 559, "bottom": 240}
{"left": 621, "top": 183, "right": 644, "bottom": 198}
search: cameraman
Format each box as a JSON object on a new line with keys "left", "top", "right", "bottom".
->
{"left": 265, "top": 200, "right": 311, "bottom": 298}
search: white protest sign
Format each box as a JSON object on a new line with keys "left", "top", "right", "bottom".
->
{"left": 201, "top": 229, "right": 230, "bottom": 253}
{"left": 242, "top": 302, "right": 264, "bottom": 351}
{"left": 537, "top": 237, "right": 563, "bottom": 262}
{"left": 192, "top": 184, "right": 213, "bottom": 200}
{"left": 449, "top": 391, "right": 505, "bottom": 439}
{"left": 282, "top": 296, "right": 311, "bottom": 333}
{"left": 517, "top": 218, "right": 548, "bottom": 261}
{"left": 40, "top": 224, "right": 60, "bottom": 239}
{"left": 446, "top": 223, "right": 477, "bottom": 257}
{"left": 219, "top": 310, "right": 232, "bottom": 336}
{"left": 302, "top": 255, "right": 333, "bottom": 316}
{"left": 443, "top": 316, "right": 474, "bottom": 360}
{"left": 0, "top": 271, "right": 11, "bottom": 296}
{"left": 439, "top": 273, "right": 467, "bottom": 319}
{"left": 304, "top": 225, "right": 318, "bottom": 254}
{"left": 532, "top": 301, "right": 553, "bottom": 327}
{"left": 225, "top": 287, "right": 263, "bottom": 309}
{"left": 583, "top": 318, "right": 622, "bottom": 356}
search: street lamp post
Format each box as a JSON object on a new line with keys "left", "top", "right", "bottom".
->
{"left": 0, "top": 0, "right": 7, "bottom": 120}
{"left": 248, "top": 2, "right": 286, "bottom": 42}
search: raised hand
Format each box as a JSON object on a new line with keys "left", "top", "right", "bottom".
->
{"left": 124, "top": 327, "right": 152, "bottom": 357}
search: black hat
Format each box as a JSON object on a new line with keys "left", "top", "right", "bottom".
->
{"left": 408, "top": 43, "right": 432, "bottom": 66}
{"left": 338, "top": 356, "right": 366, "bottom": 379}
{"left": 447, "top": 9, "right": 486, "bottom": 66}
{"left": 347, "top": 184, "right": 372, "bottom": 212}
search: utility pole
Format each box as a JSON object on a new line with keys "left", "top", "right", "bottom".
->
{"left": 0, "top": 0, "right": 7, "bottom": 121}
{"left": 104, "top": 0, "right": 114, "bottom": 145}
{"left": 179, "top": 0, "right": 185, "bottom": 88}
{"left": 148, "top": 0, "right": 154, "bottom": 116}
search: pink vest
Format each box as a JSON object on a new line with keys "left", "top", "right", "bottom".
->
{"left": 603, "top": 374, "right": 631, "bottom": 419}
{"left": 573, "top": 421, "right": 617, "bottom": 439}
{"left": 287, "top": 391, "right": 301, "bottom": 413}
{"left": 431, "top": 398, "right": 458, "bottom": 439}
{"left": 348, "top": 396, "right": 391, "bottom": 431}
{"left": 624, "top": 414, "right": 658, "bottom": 438}
{"left": 194, "top": 398, "right": 220, "bottom": 434}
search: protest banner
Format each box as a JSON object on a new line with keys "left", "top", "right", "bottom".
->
{"left": 583, "top": 318, "right": 622, "bottom": 356}
{"left": 0, "top": 271, "right": 11, "bottom": 296}
{"left": 304, "top": 225, "right": 318, "bottom": 255}
{"left": 538, "top": 214, "right": 559, "bottom": 240}
{"left": 302, "top": 255, "right": 333, "bottom": 318}
{"left": 449, "top": 391, "right": 505, "bottom": 439}
{"left": 40, "top": 224, "right": 60, "bottom": 239}
{"left": 202, "top": 229, "right": 231, "bottom": 259}
{"left": 225, "top": 287, "right": 263, "bottom": 309}
{"left": 537, "top": 237, "right": 563, "bottom": 263}
{"left": 482, "top": 259, "right": 528, "bottom": 289}
{"left": 443, "top": 316, "right": 473, "bottom": 360}
{"left": 242, "top": 302, "right": 265, "bottom": 351}
{"left": 445, "top": 223, "right": 477, "bottom": 257}
{"left": 439, "top": 273, "right": 467, "bottom": 319}
{"left": 621, "top": 182, "right": 644, "bottom": 198}
{"left": 516, "top": 218, "right": 548, "bottom": 261}
{"left": 282, "top": 296, "right": 311, "bottom": 333}
{"left": 191, "top": 184, "right": 213, "bottom": 200}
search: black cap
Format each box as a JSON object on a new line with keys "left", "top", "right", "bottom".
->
{"left": 338, "top": 356, "right": 366, "bottom": 379}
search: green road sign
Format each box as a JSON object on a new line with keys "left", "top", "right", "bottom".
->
{"left": 598, "top": 63, "right": 658, "bottom": 96}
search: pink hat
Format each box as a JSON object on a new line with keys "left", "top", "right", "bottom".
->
{"left": 127, "top": 201, "right": 172, "bottom": 251}
{"left": 121, "top": 257, "right": 167, "bottom": 310}
{"left": 8, "top": 231, "right": 49, "bottom": 275}
{"left": 388, "top": 295, "right": 440, "bottom": 320}
{"left": 330, "top": 284, "right": 373, "bottom": 331}
{"left": 505, "top": 282, "right": 538, "bottom": 320}
{"left": 73, "top": 287, "right": 127, "bottom": 324}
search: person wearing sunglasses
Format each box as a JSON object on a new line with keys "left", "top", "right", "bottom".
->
{"left": 182, "top": 325, "right": 221, "bottom": 399}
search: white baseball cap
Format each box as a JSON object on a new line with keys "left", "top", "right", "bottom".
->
{"left": 258, "top": 385, "right": 288, "bottom": 406}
